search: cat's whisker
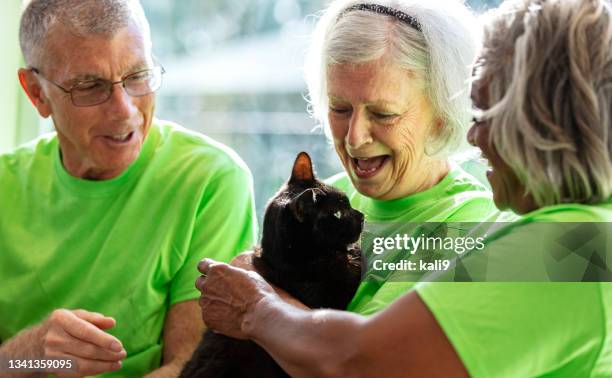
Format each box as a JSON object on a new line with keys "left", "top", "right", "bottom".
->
{"left": 293, "top": 187, "right": 326, "bottom": 203}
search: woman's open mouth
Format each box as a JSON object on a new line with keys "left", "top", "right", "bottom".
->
{"left": 351, "top": 155, "right": 389, "bottom": 179}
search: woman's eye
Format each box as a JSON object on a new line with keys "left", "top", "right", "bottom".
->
{"left": 329, "top": 107, "right": 350, "bottom": 114}
{"left": 372, "top": 112, "right": 397, "bottom": 120}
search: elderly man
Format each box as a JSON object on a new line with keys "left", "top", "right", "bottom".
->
{"left": 0, "top": 0, "right": 257, "bottom": 377}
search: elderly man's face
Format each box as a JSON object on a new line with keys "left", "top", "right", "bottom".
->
{"left": 36, "top": 23, "right": 155, "bottom": 180}
{"left": 326, "top": 58, "right": 442, "bottom": 200}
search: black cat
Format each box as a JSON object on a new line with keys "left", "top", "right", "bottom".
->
{"left": 180, "top": 151, "right": 364, "bottom": 378}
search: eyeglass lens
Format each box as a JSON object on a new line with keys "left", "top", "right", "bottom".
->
{"left": 70, "top": 67, "right": 163, "bottom": 106}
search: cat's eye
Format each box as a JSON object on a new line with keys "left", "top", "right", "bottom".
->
{"left": 334, "top": 211, "right": 342, "bottom": 219}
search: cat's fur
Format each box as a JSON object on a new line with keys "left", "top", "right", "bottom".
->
{"left": 180, "top": 152, "right": 363, "bottom": 378}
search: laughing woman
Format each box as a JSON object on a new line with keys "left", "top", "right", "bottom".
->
{"left": 305, "top": 0, "right": 503, "bottom": 316}
{"left": 196, "top": 0, "right": 612, "bottom": 376}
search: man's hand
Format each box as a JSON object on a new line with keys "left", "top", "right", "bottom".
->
{"left": 39, "top": 309, "right": 126, "bottom": 377}
{"left": 0, "top": 309, "right": 126, "bottom": 377}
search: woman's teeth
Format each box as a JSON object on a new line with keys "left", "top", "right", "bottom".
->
{"left": 353, "top": 156, "right": 388, "bottom": 175}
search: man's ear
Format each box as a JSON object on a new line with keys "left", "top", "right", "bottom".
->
{"left": 18, "top": 68, "right": 52, "bottom": 118}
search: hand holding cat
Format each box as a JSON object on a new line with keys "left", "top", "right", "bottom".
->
{"left": 228, "top": 252, "right": 310, "bottom": 310}
{"left": 229, "top": 251, "right": 256, "bottom": 271}
{"left": 196, "top": 258, "right": 277, "bottom": 340}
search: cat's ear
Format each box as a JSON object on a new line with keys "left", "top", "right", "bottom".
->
{"left": 290, "top": 152, "right": 315, "bottom": 183}
{"left": 290, "top": 189, "right": 317, "bottom": 222}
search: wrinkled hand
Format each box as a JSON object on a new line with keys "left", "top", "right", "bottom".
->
{"left": 39, "top": 309, "right": 126, "bottom": 377}
{"left": 230, "top": 251, "right": 310, "bottom": 310}
{"left": 196, "top": 258, "right": 276, "bottom": 340}
{"left": 230, "top": 251, "right": 256, "bottom": 271}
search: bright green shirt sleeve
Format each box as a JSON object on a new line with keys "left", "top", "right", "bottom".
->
{"left": 170, "top": 163, "right": 257, "bottom": 304}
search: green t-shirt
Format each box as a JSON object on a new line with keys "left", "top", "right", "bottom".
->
{"left": 0, "top": 120, "right": 258, "bottom": 377}
{"left": 416, "top": 201, "right": 612, "bottom": 377}
{"left": 327, "top": 164, "right": 508, "bottom": 315}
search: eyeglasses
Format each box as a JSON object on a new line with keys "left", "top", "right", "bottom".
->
{"left": 30, "top": 66, "right": 165, "bottom": 107}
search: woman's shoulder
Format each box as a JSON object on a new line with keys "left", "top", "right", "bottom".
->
{"left": 441, "top": 163, "right": 506, "bottom": 222}
{"left": 522, "top": 201, "right": 612, "bottom": 222}
{"left": 483, "top": 201, "right": 612, "bottom": 249}
{"left": 325, "top": 171, "right": 353, "bottom": 192}
{"left": 446, "top": 161, "right": 490, "bottom": 194}
{"left": 464, "top": 201, "right": 612, "bottom": 282}
{"left": 324, "top": 165, "right": 502, "bottom": 223}
{"left": 324, "top": 162, "right": 491, "bottom": 199}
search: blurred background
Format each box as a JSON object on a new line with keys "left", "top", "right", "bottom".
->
{"left": 1, "top": 0, "right": 503, "bottom": 223}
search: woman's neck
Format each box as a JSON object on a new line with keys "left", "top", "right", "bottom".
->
{"left": 388, "top": 158, "right": 450, "bottom": 200}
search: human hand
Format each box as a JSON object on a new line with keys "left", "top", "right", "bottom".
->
{"left": 196, "top": 258, "right": 277, "bottom": 340}
{"left": 229, "top": 251, "right": 256, "bottom": 271}
{"left": 230, "top": 251, "right": 309, "bottom": 310}
{"left": 39, "top": 309, "right": 126, "bottom": 377}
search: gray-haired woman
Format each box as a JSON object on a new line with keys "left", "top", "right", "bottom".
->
{"left": 195, "top": 0, "right": 612, "bottom": 376}
{"left": 305, "top": 0, "right": 503, "bottom": 316}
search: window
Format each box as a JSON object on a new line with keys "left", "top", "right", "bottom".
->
{"left": 142, "top": 0, "right": 502, "bottom": 219}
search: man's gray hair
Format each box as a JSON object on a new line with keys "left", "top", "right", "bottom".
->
{"left": 304, "top": 0, "right": 481, "bottom": 157}
{"left": 477, "top": 0, "right": 612, "bottom": 206}
{"left": 20, "top": 0, "right": 152, "bottom": 67}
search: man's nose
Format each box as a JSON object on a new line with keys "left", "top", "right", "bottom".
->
{"left": 106, "top": 83, "right": 138, "bottom": 119}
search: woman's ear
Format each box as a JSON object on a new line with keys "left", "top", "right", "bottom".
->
{"left": 430, "top": 117, "right": 444, "bottom": 139}
{"left": 18, "top": 68, "right": 52, "bottom": 118}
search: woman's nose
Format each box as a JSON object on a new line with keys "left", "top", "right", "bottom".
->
{"left": 346, "top": 111, "right": 373, "bottom": 149}
{"left": 466, "top": 122, "right": 478, "bottom": 147}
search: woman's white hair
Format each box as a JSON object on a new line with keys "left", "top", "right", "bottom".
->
{"left": 304, "top": 0, "right": 481, "bottom": 156}
{"left": 477, "top": 0, "right": 612, "bottom": 206}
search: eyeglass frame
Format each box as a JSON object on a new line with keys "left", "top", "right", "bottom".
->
{"left": 29, "top": 65, "right": 166, "bottom": 107}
